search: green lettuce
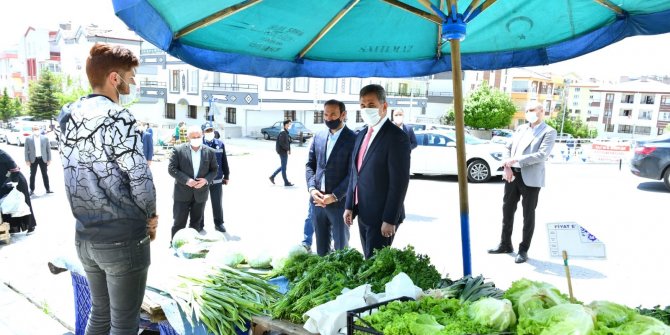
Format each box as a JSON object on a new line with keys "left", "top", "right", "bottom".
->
{"left": 517, "top": 303, "right": 595, "bottom": 335}
{"left": 468, "top": 297, "right": 517, "bottom": 331}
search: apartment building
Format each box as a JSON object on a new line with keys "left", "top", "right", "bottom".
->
{"left": 0, "top": 49, "right": 24, "bottom": 99}
{"left": 591, "top": 78, "right": 670, "bottom": 138}
{"left": 509, "top": 68, "right": 565, "bottom": 127}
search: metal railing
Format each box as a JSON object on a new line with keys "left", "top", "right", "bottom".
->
{"left": 140, "top": 81, "right": 167, "bottom": 87}
{"left": 203, "top": 82, "right": 258, "bottom": 91}
{"left": 140, "top": 48, "right": 165, "bottom": 55}
{"left": 386, "top": 91, "right": 426, "bottom": 97}
{"left": 427, "top": 91, "right": 453, "bottom": 97}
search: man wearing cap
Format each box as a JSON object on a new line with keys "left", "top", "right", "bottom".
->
{"left": 200, "top": 122, "right": 230, "bottom": 232}
{"left": 488, "top": 102, "right": 557, "bottom": 264}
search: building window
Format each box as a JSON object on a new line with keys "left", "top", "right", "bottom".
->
{"left": 605, "top": 123, "right": 614, "bottom": 132}
{"left": 606, "top": 93, "right": 614, "bottom": 102}
{"left": 187, "top": 69, "right": 198, "bottom": 94}
{"left": 266, "top": 78, "right": 282, "bottom": 91}
{"left": 511, "top": 80, "right": 529, "bottom": 93}
{"left": 314, "top": 110, "right": 324, "bottom": 124}
{"left": 621, "top": 94, "right": 634, "bottom": 103}
{"left": 641, "top": 95, "right": 654, "bottom": 104}
{"left": 618, "top": 125, "right": 632, "bottom": 134}
{"left": 226, "top": 107, "right": 236, "bottom": 124}
{"left": 188, "top": 105, "right": 197, "bottom": 119}
{"left": 659, "top": 127, "right": 665, "bottom": 135}
{"left": 324, "top": 79, "right": 337, "bottom": 94}
{"left": 356, "top": 110, "right": 363, "bottom": 123}
{"left": 661, "top": 95, "right": 670, "bottom": 105}
{"left": 575, "top": 109, "right": 581, "bottom": 114}
{"left": 294, "top": 78, "right": 309, "bottom": 92}
{"left": 574, "top": 87, "right": 581, "bottom": 92}
{"left": 619, "top": 109, "right": 632, "bottom": 117}
{"left": 284, "top": 110, "right": 296, "bottom": 121}
{"left": 659, "top": 112, "right": 670, "bottom": 121}
{"left": 638, "top": 110, "right": 652, "bottom": 120}
{"left": 634, "top": 126, "right": 651, "bottom": 135}
{"left": 350, "top": 78, "right": 362, "bottom": 95}
{"left": 166, "top": 103, "right": 176, "bottom": 119}
{"left": 170, "top": 70, "right": 180, "bottom": 93}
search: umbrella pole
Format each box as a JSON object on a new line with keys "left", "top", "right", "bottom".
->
{"left": 449, "top": 39, "right": 472, "bottom": 276}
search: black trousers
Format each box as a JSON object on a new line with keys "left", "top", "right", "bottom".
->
{"left": 206, "top": 182, "right": 224, "bottom": 227}
{"left": 313, "top": 202, "right": 349, "bottom": 256}
{"left": 171, "top": 197, "right": 206, "bottom": 239}
{"left": 500, "top": 170, "right": 541, "bottom": 253}
{"left": 29, "top": 157, "right": 50, "bottom": 192}
{"left": 357, "top": 216, "right": 397, "bottom": 259}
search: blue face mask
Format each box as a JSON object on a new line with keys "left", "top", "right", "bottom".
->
{"left": 325, "top": 119, "right": 342, "bottom": 130}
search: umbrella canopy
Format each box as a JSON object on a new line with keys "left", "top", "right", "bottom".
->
{"left": 114, "top": 0, "right": 670, "bottom": 78}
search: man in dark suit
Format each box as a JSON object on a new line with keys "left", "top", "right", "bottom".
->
{"left": 269, "top": 120, "right": 293, "bottom": 186}
{"left": 306, "top": 100, "right": 356, "bottom": 256}
{"left": 344, "top": 85, "right": 411, "bottom": 259}
{"left": 168, "top": 125, "right": 219, "bottom": 239}
{"left": 24, "top": 125, "right": 53, "bottom": 195}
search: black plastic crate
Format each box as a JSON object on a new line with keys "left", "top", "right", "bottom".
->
{"left": 346, "top": 296, "right": 414, "bottom": 335}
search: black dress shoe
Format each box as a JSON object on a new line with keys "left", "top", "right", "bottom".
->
{"left": 269, "top": 176, "right": 275, "bottom": 184}
{"left": 284, "top": 182, "right": 294, "bottom": 187}
{"left": 515, "top": 251, "right": 528, "bottom": 263}
{"left": 29, "top": 191, "right": 34, "bottom": 196}
{"left": 214, "top": 224, "right": 226, "bottom": 233}
{"left": 46, "top": 190, "right": 54, "bottom": 194}
{"left": 26, "top": 226, "right": 36, "bottom": 235}
{"left": 488, "top": 244, "right": 514, "bottom": 254}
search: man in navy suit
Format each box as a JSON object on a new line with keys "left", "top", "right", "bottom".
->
{"left": 306, "top": 100, "right": 356, "bottom": 256}
{"left": 344, "top": 85, "right": 411, "bottom": 259}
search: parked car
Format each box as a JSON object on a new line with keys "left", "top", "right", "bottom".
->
{"left": 491, "top": 129, "right": 513, "bottom": 145}
{"left": 407, "top": 123, "right": 472, "bottom": 135}
{"left": 5, "top": 125, "right": 32, "bottom": 146}
{"left": 411, "top": 130, "right": 506, "bottom": 182}
{"left": 630, "top": 134, "right": 670, "bottom": 191}
{"left": 260, "top": 121, "right": 313, "bottom": 142}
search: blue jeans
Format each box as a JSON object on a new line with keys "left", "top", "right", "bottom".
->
{"left": 76, "top": 237, "right": 151, "bottom": 335}
{"left": 302, "top": 199, "right": 314, "bottom": 246}
{"left": 271, "top": 153, "right": 289, "bottom": 185}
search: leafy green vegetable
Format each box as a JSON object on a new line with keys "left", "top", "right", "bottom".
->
{"left": 638, "top": 305, "right": 670, "bottom": 326}
{"left": 468, "top": 297, "right": 517, "bottom": 331}
{"left": 171, "top": 227, "right": 199, "bottom": 249}
{"left": 428, "top": 275, "right": 504, "bottom": 303}
{"left": 590, "top": 300, "right": 639, "bottom": 330}
{"left": 516, "top": 303, "right": 595, "bottom": 335}
{"left": 356, "top": 246, "right": 441, "bottom": 292}
{"left": 504, "top": 279, "right": 571, "bottom": 318}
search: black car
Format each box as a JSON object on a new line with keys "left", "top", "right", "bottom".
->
{"left": 630, "top": 134, "right": 670, "bottom": 191}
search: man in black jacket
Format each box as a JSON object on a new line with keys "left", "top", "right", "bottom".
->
{"left": 269, "top": 120, "right": 294, "bottom": 186}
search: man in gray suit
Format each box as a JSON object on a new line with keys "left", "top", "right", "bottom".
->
{"left": 168, "top": 125, "right": 219, "bottom": 239}
{"left": 24, "top": 125, "right": 52, "bottom": 195}
{"left": 488, "top": 102, "right": 557, "bottom": 263}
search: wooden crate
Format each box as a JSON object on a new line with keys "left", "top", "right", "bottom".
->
{"left": 0, "top": 222, "right": 10, "bottom": 244}
{"left": 251, "top": 316, "right": 315, "bottom": 335}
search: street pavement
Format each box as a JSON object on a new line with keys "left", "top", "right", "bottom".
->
{"left": 0, "top": 137, "right": 668, "bottom": 333}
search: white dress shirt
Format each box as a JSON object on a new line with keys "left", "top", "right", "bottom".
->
{"left": 361, "top": 115, "right": 389, "bottom": 160}
{"left": 190, "top": 145, "right": 201, "bottom": 179}
{"left": 33, "top": 134, "right": 42, "bottom": 158}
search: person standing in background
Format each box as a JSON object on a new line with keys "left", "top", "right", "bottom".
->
{"left": 138, "top": 122, "right": 153, "bottom": 166}
{"left": 391, "top": 109, "right": 418, "bottom": 150}
{"left": 269, "top": 120, "right": 294, "bottom": 187}
{"left": 24, "top": 125, "right": 52, "bottom": 196}
{"left": 200, "top": 122, "right": 230, "bottom": 233}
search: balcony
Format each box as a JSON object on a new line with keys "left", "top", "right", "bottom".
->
{"left": 140, "top": 48, "right": 165, "bottom": 55}
{"left": 387, "top": 91, "right": 426, "bottom": 98}
{"left": 202, "top": 82, "right": 259, "bottom": 106}
{"left": 139, "top": 81, "right": 166, "bottom": 99}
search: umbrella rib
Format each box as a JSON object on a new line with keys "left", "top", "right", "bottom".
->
{"left": 462, "top": 0, "right": 481, "bottom": 22}
{"left": 592, "top": 0, "right": 623, "bottom": 15}
{"left": 175, "top": 0, "right": 263, "bottom": 39}
{"left": 297, "top": 0, "right": 360, "bottom": 60}
{"left": 463, "top": 0, "right": 498, "bottom": 23}
{"left": 436, "top": 0, "right": 445, "bottom": 58}
{"left": 381, "top": 0, "right": 442, "bottom": 24}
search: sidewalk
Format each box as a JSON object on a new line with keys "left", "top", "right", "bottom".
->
{"left": 0, "top": 282, "right": 72, "bottom": 335}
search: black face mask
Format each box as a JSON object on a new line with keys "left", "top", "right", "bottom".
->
{"left": 325, "top": 119, "right": 342, "bottom": 130}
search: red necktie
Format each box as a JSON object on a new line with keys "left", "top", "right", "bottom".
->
{"left": 355, "top": 127, "right": 374, "bottom": 204}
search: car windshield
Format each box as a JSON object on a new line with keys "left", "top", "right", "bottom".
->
{"left": 445, "top": 132, "right": 487, "bottom": 145}
{"left": 291, "top": 122, "right": 305, "bottom": 129}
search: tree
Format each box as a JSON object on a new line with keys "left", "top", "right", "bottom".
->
{"left": 459, "top": 83, "right": 516, "bottom": 129}
{"left": 665, "top": 123, "right": 670, "bottom": 134}
{"left": 545, "top": 110, "right": 597, "bottom": 138}
{"left": 12, "top": 98, "right": 23, "bottom": 118}
{"left": 56, "top": 74, "right": 91, "bottom": 107}
{"left": 440, "top": 109, "right": 455, "bottom": 125}
{"left": 28, "top": 70, "right": 61, "bottom": 121}
{"left": 0, "top": 88, "right": 12, "bottom": 122}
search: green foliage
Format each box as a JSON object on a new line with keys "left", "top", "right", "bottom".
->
{"left": 440, "top": 109, "right": 455, "bottom": 125}
{"left": 56, "top": 74, "right": 91, "bottom": 107}
{"left": 665, "top": 124, "right": 670, "bottom": 133}
{"left": 28, "top": 70, "right": 62, "bottom": 121}
{"left": 12, "top": 98, "right": 23, "bottom": 117}
{"left": 461, "top": 83, "right": 516, "bottom": 129}
{"left": 0, "top": 88, "right": 12, "bottom": 122}
{"left": 545, "top": 110, "right": 597, "bottom": 138}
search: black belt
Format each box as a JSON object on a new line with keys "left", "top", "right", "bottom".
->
{"left": 511, "top": 167, "right": 522, "bottom": 173}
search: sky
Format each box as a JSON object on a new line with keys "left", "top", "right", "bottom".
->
{"left": 1, "top": 0, "right": 669, "bottom": 81}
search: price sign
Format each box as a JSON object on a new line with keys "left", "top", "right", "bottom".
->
{"left": 546, "top": 222, "right": 606, "bottom": 259}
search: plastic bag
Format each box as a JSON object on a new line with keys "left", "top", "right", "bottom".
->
{"left": 0, "top": 186, "right": 31, "bottom": 217}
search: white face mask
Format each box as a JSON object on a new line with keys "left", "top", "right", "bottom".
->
{"left": 33, "top": 130, "right": 41, "bottom": 136}
{"left": 361, "top": 108, "right": 383, "bottom": 126}
{"left": 525, "top": 111, "right": 539, "bottom": 123}
{"left": 393, "top": 115, "right": 404, "bottom": 125}
{"left": 190, "top": 139, "right": 202, "bottom": 147}
{"left": 204, "top": 133, "right": 215, "bottom": 141}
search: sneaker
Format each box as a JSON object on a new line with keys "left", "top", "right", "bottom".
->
{"left": 269, "top": 176, "right": 275, "bottom": 184}
{"left": 26, "top": 226, "right": 35, "bottom": 235}
{"left": 46, "top": 190, "right": 54, "bottom": 194}
{"left": 301, "top": 242, "right": 311, "bottom": 253}
{"left": 284, "top": 182, "right": 294, "bottom": 187}
{"left": 214, "top": 224, "right": 226, "bottom": 233}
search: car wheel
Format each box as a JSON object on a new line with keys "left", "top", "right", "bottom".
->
{"left": 467, "top": 159, "right": 491, "bottom": 183}
{"left": 263, "top": 132, "right": 270, "bottom": 140}
{"left": 663, "top": 167, "right": 670, "bottom": 191}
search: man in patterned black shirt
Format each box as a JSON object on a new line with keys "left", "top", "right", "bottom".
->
{"left": 58, "top": 43, "right": 157, "bottom": 335}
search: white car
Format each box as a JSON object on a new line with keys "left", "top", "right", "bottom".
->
{"left": 411, "top": 130, "right": 506, "bottom": 182}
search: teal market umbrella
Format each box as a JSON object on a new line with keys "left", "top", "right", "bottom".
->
{"left": 113, "top": 0, "right": 670, "bottom": 275}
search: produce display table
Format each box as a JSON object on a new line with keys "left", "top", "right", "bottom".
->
{"left": 251, "top": 315, "right": 314, "bottom": 335}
